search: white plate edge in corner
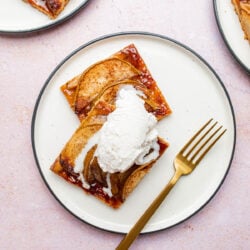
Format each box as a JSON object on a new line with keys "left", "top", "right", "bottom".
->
{"left": 214, "top": 0, "right": 250, "bottom": 72}
{"left": 0, "top": 0, "right": 90, "bottom": 33}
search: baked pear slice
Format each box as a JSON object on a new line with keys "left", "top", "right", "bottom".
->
{"left": 61, "top": 58, "right": 140, "bottom": 120}
{"left": 74, "top": 58, "right": 141, "bottom": 118}
{"left": 81, "top": 138, "right": 168, "bottom": 208}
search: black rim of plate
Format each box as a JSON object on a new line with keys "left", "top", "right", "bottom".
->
{"left": 0, "top": 0, "right": 91, "bottom": 34}
{"left": 213, "top": 0, "right": 250, "bottom": 74}
{"left": 31, "top": 31, "right": 237, "bottom": 234}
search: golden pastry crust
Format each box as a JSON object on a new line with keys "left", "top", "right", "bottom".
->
{"left": 232, "top": 0, "right": 250, "bottom": 41}
{"left": 23, "top": 0, "right": 69, "bottom": 19}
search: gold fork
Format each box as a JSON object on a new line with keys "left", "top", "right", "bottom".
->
{"left": 116, "top": 118, "right": 226, "bottom": 250}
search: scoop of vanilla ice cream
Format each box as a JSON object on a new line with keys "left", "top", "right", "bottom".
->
{"left": 95, "top": 86, "right": 159, "bottom": 173}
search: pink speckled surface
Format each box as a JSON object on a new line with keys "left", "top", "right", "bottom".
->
{"left": 0, "top": 1, "right": 249, "bottom": 249}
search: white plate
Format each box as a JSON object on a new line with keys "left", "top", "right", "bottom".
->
{"left": 0, "top": 0, "right": 90, "bottom": 34}
{"left": 214, "top": 0, "right": 250, "bottom": 73}
{"left": 32, "top": 32, "right": 236, "bottom": 233}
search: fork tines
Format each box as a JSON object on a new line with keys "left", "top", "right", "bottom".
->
{"left": 181, "top": 118, "right": 227, "bottom": 164}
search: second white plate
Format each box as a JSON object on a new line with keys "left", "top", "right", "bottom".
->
{"left": 214, "top": 0, "right": 250, "bottom": 73}
{"left": 0, "top": 0, "right": 90, "bottom": 34}
{"left": 32, "top": 32, "right": 236, "bottom": 233}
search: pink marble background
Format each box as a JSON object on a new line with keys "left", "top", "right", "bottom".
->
{"left": 0, "top": 1, "right": 249, "bottom": 249}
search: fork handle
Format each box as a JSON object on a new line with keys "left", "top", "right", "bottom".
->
{"left": 116, "top": 170, "right": 182, "bottom": 250}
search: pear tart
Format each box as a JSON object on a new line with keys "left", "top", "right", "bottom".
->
{"left": 232, "top": 0, "right": 250, "bottom": 42}
{"left": 61, "top": 44, "right": 171, "bottom": 121}
{"left": 51, "top": 45, "right": 171, "bottom": 208}
{"left": 23, "top": 0, "right": 69, "bottom": 19}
